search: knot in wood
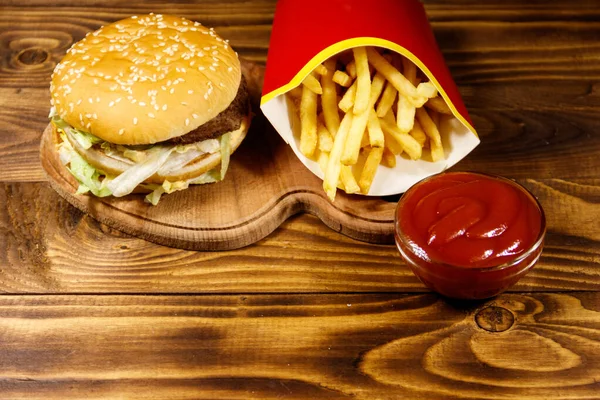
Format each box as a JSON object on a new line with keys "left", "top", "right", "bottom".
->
{"left": 17, "top": 48, "right": 48, "bottom": 65}
{"left": 475, "top": 306, "right": 514, "bottom": 332}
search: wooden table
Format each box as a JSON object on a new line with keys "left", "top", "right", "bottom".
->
{"left": 1, "top": 1, "right": 600, "bottom": 398}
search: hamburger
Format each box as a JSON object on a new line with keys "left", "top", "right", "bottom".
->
{"left": 49, "top": 14, "right": 251, "bottom": 204}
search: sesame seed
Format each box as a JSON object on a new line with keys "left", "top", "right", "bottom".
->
{"left": 119, "top": 129, "right": 125, "bottom": 135}
{"left": 133, "top": 117, "right": 138, "bottom": 125}
{"left": 204, "top": 93, "right": 208, "bottom": 100}
{"left": 192, "top": 113, "right": 198, "bottom": 119}
{"left": 88, "top": 98, "right": 93, "bottom": 104}
{"left": 188, "top": 90, "right": 193, "bottom": 94}
{"left": 185, "top": 118, "right": 189, "bottom": 126}
{"left": 116, "top": 98, "right": 122, "bottom": 103}
{"left": 139, "top": 102, "right": 146, "bottom": 106}
{"left": 181, "top": 102, "right": 188, "bottom": 106}
{"left": 162, "top": 104, "right": 167, "bottom": 111}
{"left": 109, "top": 101, "right": 115, "bottom": 107}
{"left": 148, "top": 113, "right": 155, "bottom": 118}
{"left": 169, "top": 88, "right": 174, "bottom": 94}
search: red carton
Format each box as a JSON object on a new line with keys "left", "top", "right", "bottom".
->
{"left": 260, "top": 0, "right": 479, "bottom": 196}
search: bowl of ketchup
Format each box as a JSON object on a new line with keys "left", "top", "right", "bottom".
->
{"left": 395, "top": 171, "right": 546, "bottom": 299}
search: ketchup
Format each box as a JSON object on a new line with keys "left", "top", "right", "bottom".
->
{"left": 395, "top": 172, "right": 545, "bottom": 299}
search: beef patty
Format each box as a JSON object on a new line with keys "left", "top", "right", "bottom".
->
{"left": 167, "top": 77, "right": 249, "bottom": 145}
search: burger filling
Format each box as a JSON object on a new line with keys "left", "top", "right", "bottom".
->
{"left": 50, "top": 91, "right": 249, "bottom": 205}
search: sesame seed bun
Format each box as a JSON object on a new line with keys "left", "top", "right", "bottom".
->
{"left": 50, "top": 14, "right": 242, "bottom": 145}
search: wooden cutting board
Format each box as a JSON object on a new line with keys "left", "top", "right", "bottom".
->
{"left": 40, "top": 60, "right": 397, "bottom": 251}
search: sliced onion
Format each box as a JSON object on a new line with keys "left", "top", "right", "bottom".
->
{"left": 106, "top": 146, "right": 175, "bottom": 197}
{"left": 157, "top": 149, "right": 206, "bottom": 176}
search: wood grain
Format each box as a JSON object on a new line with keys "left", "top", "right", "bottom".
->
{"left": 0, "top": 178, "right": 597, "bottom": 294}
{"left": 0, "top": 1, "right": 599, "bottom": 398}
{"left": 0, "top": 292, "right": 599, "bottom": 399}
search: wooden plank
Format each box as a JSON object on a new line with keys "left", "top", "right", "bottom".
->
{"left": 0, "top": 180, "right": 597, "bottom": 294}
{"left": 0, "top": 292, "right": 599, "bottom": 399}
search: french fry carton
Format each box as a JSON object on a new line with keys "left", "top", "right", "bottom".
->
{"left": 260, "top": 0, "right": 479, "bottom": 196}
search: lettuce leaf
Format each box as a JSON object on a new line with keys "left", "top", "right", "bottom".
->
{"left": 219, "top": 132, "right": 231, "bottom": 180}
{"left": 57, "top": 134, "right": 112, "bottom": 197}
{"left": 142, "top": 184, "right": 165, "bottom": 206}
{"left": 52, "top": 116, "right": 104, "bottom": 150}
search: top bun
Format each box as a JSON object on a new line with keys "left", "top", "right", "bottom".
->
{"left": 50, "top": 14, "right": 241, "bottom": 145}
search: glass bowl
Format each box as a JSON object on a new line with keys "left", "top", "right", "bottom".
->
{"left": 394, "top": 172, "right": 546, "bottom": 300}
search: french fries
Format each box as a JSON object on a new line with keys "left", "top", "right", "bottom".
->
{"left": 366, "top": 47, "right": 419, "bottom": 100}
{"left": 381, "top": 147, "right": 397, "bottom": 168}
{"left": 323, "top": 112, "right": 353, "bottom": 200}
{"left": 367, "top": 110, "right": 385, "bottom": 148}
{"left": 302, "top": 73, "right": 322, "bottom": 95}
{"left": 341, "top": 73, "right": 385, "bottom": 166}
{"left": 376, "top": 81, "right": 397, "bottom": 118}
{"left": 397, "top": 94, "right": 416, "bottom": 133}
{"left": 338, "top": 81, "right": 357, "bottom": 113}
{"left": 346, "top": 60, "right": 357, "bottom": 79}
{"left": 313, "top": 64, "right": 328, "bottom": 76}
{"left": 352, "top": 47, "right": 371, "bottom": 114}
{"left": 317, "top": 119, "right": 333, "bottom": 152}
{"left": 286, "top": 47, "right": 455, "bottom": 201}
{"left": 379, "top": 117, "right": 422, "bottom": 160}
{"left": 409, "top": 120, "right": 427, "bottom": 147}
{"left": 333, "top": 71, "right": 353, "bottom": 87}
{"left": 359, "top": 146, "right": 384, "bottom": 193}
{"left": 321, "top": 58, "right": 341, "bottom": 137}
{"left": 341, "top": 166, "right": 360, "bottom": 194}
{"left": 299, "top": 84, "right": 318, "bottom": 157}
{"left": 415, "top": 107, "right": 442, "bottom": 148}
{"left": 425, "top": 96, "right": 452, "bottom": 115}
